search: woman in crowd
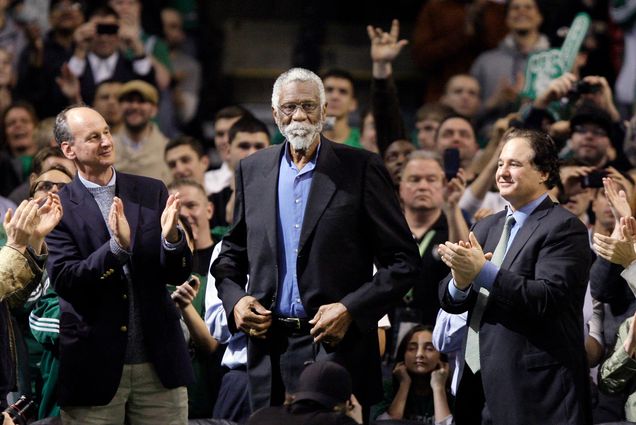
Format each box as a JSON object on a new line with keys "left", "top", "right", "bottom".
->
{"left": 372, "top": 324, "right": 453, "bottom": 424}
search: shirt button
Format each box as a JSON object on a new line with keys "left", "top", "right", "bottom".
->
{"left": 294, "top": 248, "right": 298, "bottom": 254}
{"left": 120, "top": 325, "right": 127, "bottom": 332}
{"left": 294, "top": 224, "right": 300, "bottom": 229}
{"left": 296, "top": 298, "right": 301, "bottom": 303}
{"left": 122, "top": 294, "right": 128, "bottom": 300}
{"left": 295, "top": 198, "right": 300, "bottom": 204}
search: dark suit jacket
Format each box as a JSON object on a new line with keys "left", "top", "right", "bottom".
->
{"left": 46, "top": 172, "right": 193, "bottom": 406}
{"left": 440, "top": 197, "right": 592, "bottom": 425}
{"left": 79, "top": 53, "right": 156, "bottom": 107}
{"left": 212, "top": 139, "right": 422, "bottom": 408}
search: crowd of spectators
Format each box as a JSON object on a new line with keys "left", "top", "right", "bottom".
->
{"left": 1, "top": 0, "right": 636, "bottom": 424}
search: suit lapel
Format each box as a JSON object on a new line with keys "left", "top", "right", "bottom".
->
{"left": 260, "top": 145, "right": 284, "bottom": 255}
{"left": 500, "top": 197, "right": 553, "bottom": 269}
{"left": 67, "top": 176, "right": 110, "bottom": 243}
{"left": 298, "top": 139, "right": 341, "bottom": 253}
{"left": 115, "top": 173, "right": 140, "bottom": 250}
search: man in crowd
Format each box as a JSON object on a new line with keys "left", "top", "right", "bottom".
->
{"left": 67, "top": 5, "right": 156, "bottom": 106}
{"left": 321, "top": 69, "right": 361, "bottom": 148}
{"left": 114, "top": 79, "right": 171, "bottom": 183}
{"left": 435, "top": 114, "right": 480, "bottom": 173}
{"left": 92, "top": 79, "right": 123, "bottom": 133}
{"left": 212, "top": 68, "right": 421, "bottom": 419}
{"left": 439, "top": 128, "right": 592, "bottom": 424}
{"left": 440, "top": 75, "right": 482, "bottom": 120}
{"left": 47, "top": 105, "right": 193, "bottom": 424}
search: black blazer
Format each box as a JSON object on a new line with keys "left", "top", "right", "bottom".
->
{"left": 213, "top": 139, "right": 422, "bottom": 407}
{"left": 440, "top": 197, "right": 593, "bottom": 425}
{"left": 46, "top": 172, "right": 193, "bottom": 406}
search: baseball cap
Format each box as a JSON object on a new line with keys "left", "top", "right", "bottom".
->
{"left": 118, "top": 80, "right": 159, "bottom": 105}
{"left": 292, "top": 361, "right": 352, "bottom": 409}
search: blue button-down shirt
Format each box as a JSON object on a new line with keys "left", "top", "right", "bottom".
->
{"left": 450, "top": 193, "right": 549, "bottom": 301}
{"left": 275, "top": 143, "right": 320, "bottom": 317}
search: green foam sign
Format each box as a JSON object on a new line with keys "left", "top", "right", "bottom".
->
{"left": 522, "top": 12, "right": 591, "bottom": 99}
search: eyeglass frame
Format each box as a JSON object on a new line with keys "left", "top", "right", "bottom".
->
{"left": 276, "top": 102, "right": 321, "bottom": 117}
{"left": 572, "top": 124, "right": 608, "bottom": 137}
{"left": 33, "top": 180, "right": 68, "bottom": 193}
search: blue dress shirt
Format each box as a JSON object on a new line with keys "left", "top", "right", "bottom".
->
{"left": 450, "top": 193, "right": 549, "bottom": 301}
{"left": 275, "top": 143, "right": 320, "bottom": 317}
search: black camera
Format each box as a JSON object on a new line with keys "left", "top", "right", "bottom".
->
{"left": 568, "top": 81, "right": 601, "bottom": 102}
{"left": 96, "top": 23, "right": 119, "bottom": 35}
{"left": 580, "top": 169, "right": 608, "bottom": 189}
{"left": 3, "top": 395, "right": 36, "bottom": 425}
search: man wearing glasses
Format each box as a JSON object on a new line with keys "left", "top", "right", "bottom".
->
{"left": 212, "top": 68, "right": 421, "bottom": 419}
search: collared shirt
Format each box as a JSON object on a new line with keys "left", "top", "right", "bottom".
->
{"left": 77, "top": 167, "right": 117, "bottom": 188}
{"left": 275, "top": 142, "right": 320, "bottom": 317}
{"left": 450, "top": 192, "right": 549, "bottom": 301}
{"left": 68, "top": 51, "right": 152, "bottom": 82}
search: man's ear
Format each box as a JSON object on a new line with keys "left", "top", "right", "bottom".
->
{"left": 60, "top": 141, "right": 76, "bottom": 160}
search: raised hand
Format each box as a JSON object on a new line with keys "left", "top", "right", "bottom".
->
{"left": 443, "top": 168, "right": 467, "bottom": 211}
{"left": 108, "top": 196, "right": 131, "bottom": 250}
{"left": 604, "top": 173, "right": 633, "bottom": 221}
{"left": 56, "top": 63, "right": 82, "bottom": 103}
{"left": 367, "top": 19, "right": 408, "bottom": 64}
{"left": 31, "top": 193, "right": 63, "bottom": 253}
{"left": 161, "top": 193, "right": 181, "bottom": 243}
{"left": 534, "top": 72, "right": 577, "bottom": 109}
{"left": 4, "top": 200, "right": 40, "bottom": 253}
{"left": 594, "top": 217, "right": 636, "bottom": 268}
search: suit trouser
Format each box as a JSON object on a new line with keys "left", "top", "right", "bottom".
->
{"left": 61, "top": 362, "right": 188, "bottom": 425}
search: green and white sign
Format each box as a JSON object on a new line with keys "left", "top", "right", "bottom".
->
{"left": 522, "top": 12, "right": 591, "bottom": 99}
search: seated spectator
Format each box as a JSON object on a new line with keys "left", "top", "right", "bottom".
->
{"left": 92, "top": 79, "right": 123, "bottom": 132}
{"left": 372, "top": 325, "right": 453, "bottom": 424}
{"left": 2, "top": 102, "right": 39, "bottom": 196}
{"left": 67, "top": 5, "right": 156, "bottom": 107}
{"left": 9, "top": 146, "right": 76, "bottom": 206}
{"left": 247, "top": 361, "right": 362, "bottom": 425}
{"left": 321, "top": 69, "right": 361, "bottom": 148}
{"left": 440, "top": 74, "right": 481, "bottom": 120}
{"left": 113, "top": 79, "right": 171, "bottom": 182}
{"left": 414, "top": 103, "right": 452, "bottom": 151}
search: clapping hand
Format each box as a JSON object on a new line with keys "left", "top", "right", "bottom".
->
{"left": 161, "top": 193, "right": 181, "bottom": 243}
{"left": 4, "top": 200, "right": 40, "bottom": 253}
{"left": 594, "top": 216, "right": 636, "bottom": 268}
{"left": 31, "top": 193, "right": 63, "bottom": 254}
{"left": 438, "top": 233, "right": 491, "bottom": 289}
{"left": 108, "top": 196, "right": 131, "bottom": 250}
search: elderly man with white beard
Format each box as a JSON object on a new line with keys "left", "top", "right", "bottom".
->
{"left": 211, "top": 68, "right": 421, "bottom": 419}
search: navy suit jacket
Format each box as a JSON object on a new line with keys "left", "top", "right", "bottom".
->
{"left": 440, "top": 197, "right": 593, "bottom": 425}
{"left": 213, "top": 139, "right": 422, "bottom": 408}
{"left": 46, "top": 172, "right": 193, "bottom": 406}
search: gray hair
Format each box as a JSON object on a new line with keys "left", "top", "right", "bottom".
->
{"left": 271, "top": 68, "right": 326, "bottom": 109}
{"left": 53, "top": 104, "right": 90, "bottom": 146}
{"left": 405, "top": 150, "right": 444, "bottom": 170}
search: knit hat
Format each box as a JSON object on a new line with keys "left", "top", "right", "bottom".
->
{"left": 293, "top": 361, "right": 352, "bottom": 409}
{"left": 570, "top": 103, "right": 613, "bottom": 139}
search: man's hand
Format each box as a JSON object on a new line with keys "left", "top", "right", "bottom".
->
{"left": 233, "top": 295, "right": 272, "bottom": 338}
{"left": 534, "top": 72, "right": 577, "bottom": 109}
{"left": 309, "top": 302, "right": 352, "bottom": 345}
{"left": 559, "top": 165, "right": 595, "bottom": 197}
{"left": 72, "top": 21, "right": 95, "bottom": 56}
{"left": 4, "top": 199, "right": 40, "bottom": 253}
{"left": 438, "top": 232, "right": 489, "bottom": 289}
{"left": 442, "top": 168, "right": 467, "bottom": 212}
{"left": 108, "top": 196, "right": 131, "bottom": 250}
{"left": 345, "top": 394, "right": 363, "bottom": 425}
{"left": 594, "top": 217, "right": 636, "bottom": 268}
{"left": 580, "top": 75, "right": 621, "bottom": 121}
{"left": 624, "top": 312, "right": 636, "bottom": 358}
{"left": 367, "top": 19, "right": 408, "bottom": 79}
{"left": 2, "top": 412, "right": 16, "bottom": 425}
{"left": 603, "top": 175, "right": 633, "bottom": 225}
{"left": 171, "top": 275, "right": 199, "bottom": 310}
{"left": 56, "top": 63, "right": 82, "bottom": 103}
{"left": 31, "top": 193, "right": 63, "bottom": 253}
{"left": 161, "top": 193, "right": 180, "bottom": 243}
{"left": 118, "top": 22, "right": 144, "bottom": 56}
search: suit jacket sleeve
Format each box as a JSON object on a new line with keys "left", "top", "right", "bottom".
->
{"left": 339, "top": 153, "right": 422, "bottom": 330}
{"left": 211, "top": 162, "right": 249, "bottom": 332}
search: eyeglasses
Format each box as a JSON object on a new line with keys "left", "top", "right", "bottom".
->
{"left": 572, "top": 125, "right": 608, "bottom": 137}
{"left": 277, "top": 102, "right": 319, "bottom": 117}
{"left": 34, "top": 181, "right": 67, "bottom": 193}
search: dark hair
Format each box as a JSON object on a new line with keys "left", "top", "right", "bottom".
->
{"left": 395, "top": 324, "right": 435, "bottom": 365}
{"left": 92, "top": 79, "right": 122, "bottom": 103}
{"left": 32, "top": 147, "right": 66, "bottom": 175}
{"left": 214, "top": 105, "right": 251, "bottom": 123}
{"left": 89, "top": 5, "right": 118, "bottom": 20}
{"left": 29, "top": 163, "right": 74, "bottom": 197}
{"left": 501, "top": 128, "right": 560, "bottom": 189}
{"left": 53, "top": 103, "right": 90, "bottom": 146}
{"left": 3, "top": 101, "right": 39, "bottom": 129}
{"left": 165, "top": 135, "right": 206, "bottom": 158}
{"left": 322, "top": 68, "right": 356, "bottom": 97}
{"left": 416, "top": 103, "right": 453, "bottom": 124}
{"left": 434, "top": 113, "right": 474, "bottom": 142}
{"left": 228, "top": 115, "right": 270, "bottom": 146}
{"left": 504, "top": 0, "right": 543, "bottom": 18}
